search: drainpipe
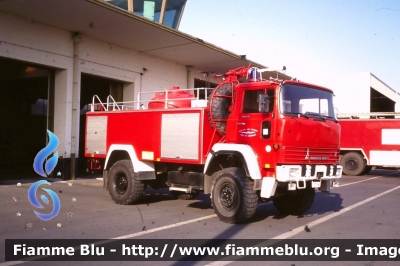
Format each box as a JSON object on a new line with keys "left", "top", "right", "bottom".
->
{"left": 70, "top": 33, "right": 81, "bottom": 180}
{"left": 186, "top": 65, "right": 192, "bottom": 89}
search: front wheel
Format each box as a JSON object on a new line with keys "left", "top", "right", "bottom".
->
{"left": 273, "top": 188, "right": 315, "bottom": 215}
{"left": 108, "top": 160, "right": 144, "bottom": 204}
{"left": 211, "top": 167, "right": 257, "bottom": 224}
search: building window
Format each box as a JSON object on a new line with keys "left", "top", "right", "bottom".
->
{"left": 106, "top": 0, "right": 186, "bottom": 29}
{"left": 134, "top": 0, "right": 162, "bottom": 21}
{"left": 106, "top": 0, "right": 129, "bottom": 10}
{"left": 162, "top": 0, "right": 186, "bottom": 28}
{"left": 194, "top": 78, "right": 218, "bottom": 100}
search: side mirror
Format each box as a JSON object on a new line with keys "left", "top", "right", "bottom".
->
{"left": 258, "top": 94, "right": 270, "bottom": 113}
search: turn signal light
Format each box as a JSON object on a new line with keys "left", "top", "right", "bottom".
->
{"left": 273, "top": 144, "right": 280, "bottom": 150}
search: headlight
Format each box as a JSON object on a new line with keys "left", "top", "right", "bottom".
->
{"left": 289, "top": 168, "right": 300, "bottom": 178}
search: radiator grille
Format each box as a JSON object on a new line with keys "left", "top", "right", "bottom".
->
{"left": 283, "top": 146, "right": 339, "bottom": 164}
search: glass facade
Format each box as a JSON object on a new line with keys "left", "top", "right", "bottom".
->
{"left": 106, "top": 0, "right": 186, "bottom": 29}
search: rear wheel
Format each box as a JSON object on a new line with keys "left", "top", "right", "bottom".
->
{"left": 211, "top": 167, "right": 257, "bottom": 224}
{"left": 341, "top": 152, "right": 366, "bottom": 176}
{"left": 273, "top": 188, "right": 315, "bottom": 215}
{"left": 108, "top": 160, "right": 144, "bottom": 204}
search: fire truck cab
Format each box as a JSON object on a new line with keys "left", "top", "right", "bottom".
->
{"left": 85, "top": 66, "right": 342, "bottom": 224}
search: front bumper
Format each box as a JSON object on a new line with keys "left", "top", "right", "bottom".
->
{"left": 276, "top": 164, "right": 342, "bottom": 182}
{"left": 275, "top": 164, "right": 341, "bottom": 191}
{"left": 259, "top": 165, "right": 341, "bottom": 198}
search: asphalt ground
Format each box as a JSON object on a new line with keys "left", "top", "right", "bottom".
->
{"left": 1, "top": 169, "right": 400, "bottom": 266}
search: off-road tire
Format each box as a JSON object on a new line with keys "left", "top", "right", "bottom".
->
{"left": 108, "top": 160, "right": 144, "bottom": 204}
{"left": 341, "top": 152, "right": 366, "bottom": 176}
{"left": 171, "top": 190, "right": 200, "bottom": 200}
{"left": 209, "top": 83, "right": 233, "bottom": 135}
{"left": 273, "top": 188, "right": 315, "bottom": 215}
{"left": 210, "top": 167, "right": 257, "bottom": 224}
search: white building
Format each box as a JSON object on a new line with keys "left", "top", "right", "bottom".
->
{"left": 1, "top": 0, "right": 291, "bottom": 179}
{"left": 332, "top": 72, "right": 400, "bottom": 115}
{"left": 3, "top": 0, "right": 396, "bottom": 179}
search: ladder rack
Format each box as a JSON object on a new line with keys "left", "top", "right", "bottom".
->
{"left": 89, "top": 87, "right": 213, "bottom": 112}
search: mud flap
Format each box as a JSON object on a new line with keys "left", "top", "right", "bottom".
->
{"left": 318, "top": 180, "right": 330, "bottom": 192}
{"left": 260, "top": 177, "right": 278, "bottom": 198}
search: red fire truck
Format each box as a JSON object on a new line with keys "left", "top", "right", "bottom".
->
{"left": 338, "top": 113, "right": 400, "bottom": 176}
{"left": 85, "top": 66, "right": 342, "bottom": 224}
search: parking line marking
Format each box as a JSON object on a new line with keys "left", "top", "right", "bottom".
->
{"left": 207, "top": 184, "right": 400, "bottom": 266}
{"left": 3, "top": 172, "right": 399, "bottom": 266}
{"left": 112, "top": 214, "right": 217, "bottom": 239}
{"left": 0, "top": 214, "right": 218, "bottom": 266}
{"left": 273, "top": 185, "right": 400, "bottom": 239}
{"left": 339, "top": 171, "right": 399, "bottom": 187}
{"left": 339, "top": 176, "right": 381, "bottom": 187}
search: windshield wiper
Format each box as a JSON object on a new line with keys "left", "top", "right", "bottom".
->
{"left": 322, "top": 115, "right": 338, "bottom": 123}
{"left": 305, "top": 112, "right": 326, "bottom": 121}
{"left": 286, "top": 112, "right": 310, "bottom": 119}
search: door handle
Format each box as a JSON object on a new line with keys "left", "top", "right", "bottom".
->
{"left": 237, "top": 123, "right": 245, "bottom": 126}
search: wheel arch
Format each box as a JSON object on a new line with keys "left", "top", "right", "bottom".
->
{"left": 203, "top": 143, "right": 261, "bottom": 194}
{"left": 105, "top": 144, "right": 155, "bottom": 172}
{"left": 340, "top": 148, "right": 369, "bottom": 165}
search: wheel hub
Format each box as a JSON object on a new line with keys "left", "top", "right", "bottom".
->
{"left": 346, "top": 159, "right": 357, "bottom": 170}
{"left": 115, "top": 173, "right": 128, "bottom": 194}
{"left": 219, "top": 183, "right": 237, "bottom": 210}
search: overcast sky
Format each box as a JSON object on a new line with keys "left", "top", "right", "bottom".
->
{"left": 179, "top": 0, "right": 400, "bottom": 93}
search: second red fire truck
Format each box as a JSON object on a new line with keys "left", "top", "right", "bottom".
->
{"left": 85, "top": 66, "right": 342, "bottom": 224}
{"left": 338, "top": 113, "right": 400, "bottom": 175}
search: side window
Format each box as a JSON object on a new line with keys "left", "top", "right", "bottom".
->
{"left": 242, "top": 89, "right": 275, "bottom": 113}
{"left": 243, "top": 90, "right": 260, "bottom": 113}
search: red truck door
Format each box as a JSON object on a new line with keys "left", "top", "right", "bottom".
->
{"left": 227, "top": 88, "right": 276, "bottom": 169}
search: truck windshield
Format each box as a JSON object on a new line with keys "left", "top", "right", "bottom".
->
{"left": 280, "top": 84, "right": 336, "bottom": 120}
